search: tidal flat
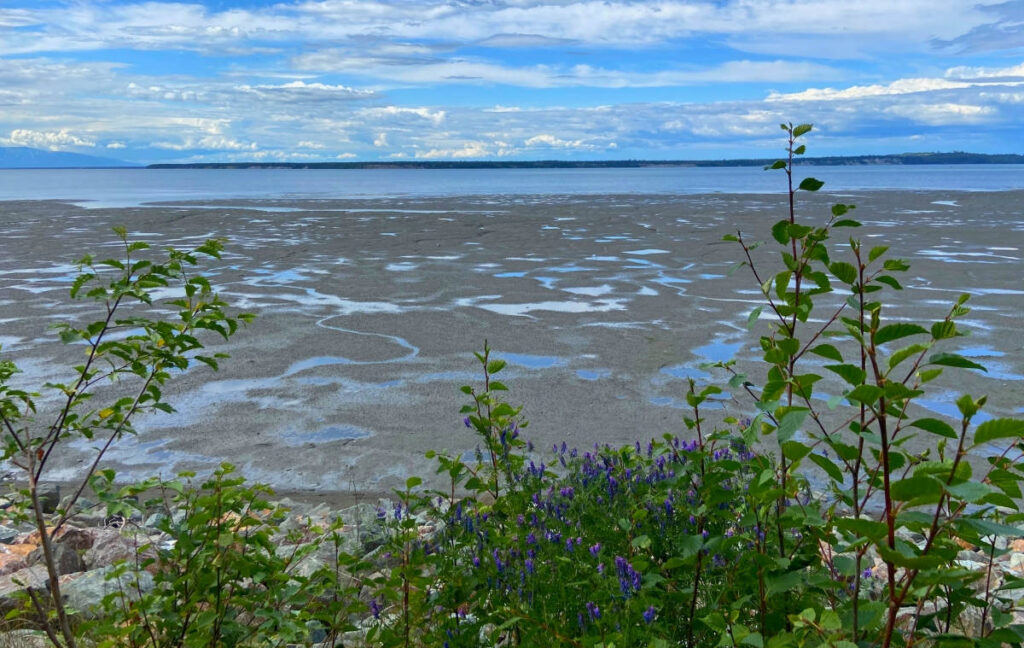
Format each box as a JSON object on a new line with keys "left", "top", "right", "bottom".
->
{"left": 1, "top": 190, "right": 1022, "bottom": 496}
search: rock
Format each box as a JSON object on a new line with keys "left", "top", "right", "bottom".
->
{"left": 1010, "top": 538, "right": 1024, "bottom": 553}
{"left": 0, "top": 629, "right": 51, "bottom": 647}
{"left": 82, "top": 529, "right": 140, "bottom": 570}
{"left": 28, "top": 543, "right": 85, "bottom": 576}
{"left": 61, "top": 565, "right": 154, "bottom": 619}
{"left": 0, "top": 526, "right": 18, "bottom": 544}
{"left": 35, "top": 484, "right": 60, "bottom": 514}
{"left": 1008, "top": 552, "right": 1024, "bottom": 574}
{"left": 0, "top": 564, "right": 49, "bottom": 615}
{"left": 0, "top": 553, "right": 27, "bottom": 578}
{"left": 336, "top": 503, "right": 388, "bottom": 552}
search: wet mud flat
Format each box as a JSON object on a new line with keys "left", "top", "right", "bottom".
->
{"left": 0, "top": 190, "right": 1021, "bottom": 495}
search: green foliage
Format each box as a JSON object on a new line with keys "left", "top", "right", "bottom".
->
{"left": 85, "top": 465, "right": 362, "bottom": 647}
{"left": 0, "top": 230, "right": 251, "bottom": 648}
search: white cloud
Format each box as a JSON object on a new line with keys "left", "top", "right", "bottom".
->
{"left": 524, "top": 134, "right": 588, "bottom": 149}
{"left": 883, "top": 102, "right": 996, "bottom": 125}
{"left": 7, "top": 128, "right": 96, "bottom": 149}
{"left": 373, "top": 132, "right": 389, "bottom": 147}
{"left": 1, "top": 1, "right": 1003, "bottom": 57}
{"left": 415, "top": 142, "right": 493, "bottom": 159}
{"left": 106, "top": 141, "right": 127, "bottom": 149}
{"left": 946, "top": 63, "right": 1024, "bottom": 81}
{"left": 294, "top": 52, "right": 839, "bottom": 88}
{"left": 153, "top": 135, "right": 257, "bottom": 151}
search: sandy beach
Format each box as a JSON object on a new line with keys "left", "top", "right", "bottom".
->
{"left": 1, "top": 190, "right": 1022, "bottom": 496}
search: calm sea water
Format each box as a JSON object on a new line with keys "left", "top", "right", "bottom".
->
{"left": 0, "top": 165, "right": 1022, "bottom": 208}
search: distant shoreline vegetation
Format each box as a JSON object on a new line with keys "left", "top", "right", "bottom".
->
{"left": 148, "top": 152, "right": 1024, "bottom": 170}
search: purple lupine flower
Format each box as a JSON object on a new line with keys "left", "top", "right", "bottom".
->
{"left": 472, "top": 555, "right": 480, "bottom": 568}
{"left": 525, "top": 558, "right": 534, "bottom": 574}
{"left": 643, "top": 606, "right": 656, "bottom": 624}
{"left": 862, "top": 568, "right": 873, "bottom": 579}
{"left": 664, "top": 499, "right": 673, "bottom": 515}
{"left": 393, "top": 502, "right": 402, "bottom": 520}
{"left": 463, "top": 416, "right": 472, "bottom": 428}
{"left": 597, "top": 563, "right": 605, "bottom": 575}
{"left": 565, "top": 538, "right": 574, "bottom": 553}
{"left": 370, "top": 599, "right": 381, "bottom": 619}
{"left": 586, "top": 602, "right": 601, "bottom": 620}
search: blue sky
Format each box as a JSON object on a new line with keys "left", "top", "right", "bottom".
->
{"left": 1, "top": 0, "right": 1023, "bottom": 163}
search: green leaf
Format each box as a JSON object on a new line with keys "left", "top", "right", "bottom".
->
{"left": 809, "top": 344, "right": 843, "bottom": 362}
{"left": 868, "top": 245, "right": 889, "bottom": 263}
{"left": 829, "top": 261, "right": 857, "bottom": 284}
{"left": 887, "top": 343, "right": 928, "bottom": 371}
{"left": 809, "top": 453, "right": 843, "bottom": 482}
{"left": 824, "top": 364, "right": 866, "bottom": 386}
{"left": 909, "top": 418, "right": 958, "bottom": 439}
{"left": 974, "top": 418, "right": 1024, "bottom": 445}
{"left": 874, "top": 323, "right": 928, "bottom": 346}
{"left": 928, "top": 353, "right": 986, "bottom": 372}
{"left": 945, "top": 481, "right": 996, "bottom": 503}
{"left": 487, "top": 359, "right": 506, "bottom": 375}
{"left": 798, "top": 177, "right": 824, "bottom": 192}
{"left": 771, "top": 219, "right": 791, "bottom": 244}
{"left": 836, "top": 517, "right": 888, "bottom": 540}
{"left": 833, "top": 219, "right": 861, "bottom": 227}
{"left": 875, "top": 275, "right": 903, "bottom": 290}
{"left": 931, "top": 320, "right": 957, "bottom": 340}
{"left": 765, "top": 160, "right": 787, "bottom": 170}
{"left": 793, "top": 124, "right": 812, "bottom": 137}
{"left": 746, "top": 306, "right": 763, "bottom": 331}
{"left": 891, "top": 476, "right": 942, "bottom": 502}
{"left": 776, "top": 408, "right": 809, "bottom": 443}
{"left": 846, "top": 384, "right": 884, "bottom": 405}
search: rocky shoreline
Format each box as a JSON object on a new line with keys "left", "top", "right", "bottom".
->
{"left": 2, "top": 484, "right": 1024, "bottom": 646}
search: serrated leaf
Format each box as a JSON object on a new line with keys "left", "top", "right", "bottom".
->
{"left": 824, "top": 364, "right": 866, "bottom": 386}
{"left": 974, "top": 418, "right": 1024, "bottom": 445}
{"left": 888, "top": 343, "right": 927, "bottom": 371}
{"left": 798, "top": 177, "right": 824, "bottom": 192}
{"left": 890, "top": 475, "right": 942, "bottom": 502}
{"left": 928, "top": 353, "right": 986, "bottom": 372}
{"left": 931, "top": 321, "right": 956, "bottom": 340}
{"left": 809, "top": 344, "right": 843, "bottom": 362}
{"left": 829, "top": 261, "right": 857, "bottom": 284}
{"left": 868, "top": 245, "right": 889, "bottom": 263}
{"left": 776, "top": 408, "right": 809, "bottom": 443}
{"left": 809, "top": 453, "right": 843, "bottom": 482}
{"left": 793, "top": 124, "right": 812, "bottom": 137}
{"left": 771, "top": 220, "right": 791, "bottom": 244}
{"left": 875, "top": 323, "right": 928, "bottom": 346}
{"left": 765, "top": 160, "right": 787, "bottom": 170}
{"left": 487, "top": 359, "right": 506, "bottom": 374}
{"left": 875, "top": 275, "right": 903, "bottom": 290}
{"left": 846, "top": 384, "right": 884, "bottom": 405}
{"left": 746, "top": 306, "right": 763, "bottom": 331}
{"left": 909, "top": 418, "right": 958, "bottom": 439}
{"left": 945, "top": 481, "right": 996, "bottom": 503}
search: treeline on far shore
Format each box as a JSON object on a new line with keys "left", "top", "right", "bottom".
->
{"left": 147, "top": 151, "right": 1024, "bottom": 170}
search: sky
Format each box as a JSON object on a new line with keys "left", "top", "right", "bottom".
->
{"left": 1, "top": 0, "right": 1023, "bottom": 164}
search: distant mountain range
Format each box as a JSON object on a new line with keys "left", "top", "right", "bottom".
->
{"left": 0, "top": 146, "right": 137, "bottom": 168}
{"left": 2, "top": 146, "right": 1021, "bottom": 169}
{"left": 148, "top": 152, "right": 1024, "bottom": 169}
